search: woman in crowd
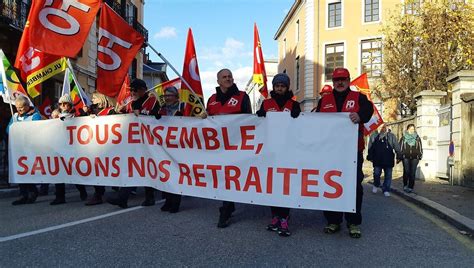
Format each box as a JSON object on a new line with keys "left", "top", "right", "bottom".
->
{"left": 399, "top": 124, "right": 423, "bottom": 193}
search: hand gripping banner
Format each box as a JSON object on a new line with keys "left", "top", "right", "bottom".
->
{"left": 9, "top": 113, "right": 358, "bottom": 212}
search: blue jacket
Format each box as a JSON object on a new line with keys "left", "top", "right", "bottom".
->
{"left": 6, "top": 108, "right": 42, "bottom": 135}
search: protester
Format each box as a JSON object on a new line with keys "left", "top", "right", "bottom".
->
{"left": 8, "top": 96, "right": 42, "bottom": 205}
{"left": 256, "top": 73, "right": 300, "bottom": 237}
{"left": 158, "top": 86, "right": 185, "bottom": 213}
{"left": 206, "top": 68, "right": 252, "bottom": 228}
{"left": 399, "top": 124, "right": 423, "bottom": 193}
{"left": 314, "top": 68, "right": 374, "bottom": 238}
{"left": 367, "top": 124, "right": 402, "bottom": 197}
{"left": 50, "top": 94, "right": 88, "bottom": 205}
{"left": 82, "top": 92, "right": 116, "bottom": 206}
{"left": 107, "top": 79, "right": 160, "bottom": 208}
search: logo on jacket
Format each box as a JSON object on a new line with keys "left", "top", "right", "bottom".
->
{"left": 228, "top": 97, "right": 239, "bottom": 107}
{"left": 345, "top": 100, "right": 355, "bottom": 110}
{"left": 323, "top": 104, "right": 334, "bottom": 109}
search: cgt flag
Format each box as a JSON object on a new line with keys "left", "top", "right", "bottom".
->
{"left": 28, "top": 0, "right": 101, "bottom": 58}
{"left": 62, "top": 60, "right": 91, "bottom": 116}
{"left": 116, "top": 74, "right": 131, "bottom": 107}
{"left": 252, "top": 23, "right": 268, "bottom": 99}
{"left": 0, "top": 49, "right": 32, "bottom": 105}
{"left": 97, "top": 3, "right": 144, "bottom": 98}
{"left": 181, "top": 28, "right": 204, "bottom": 116}
{"left": 15, "top": 13, "right": 66, "bottom": 98}
{"left": 350, "top": 73, "right": 383, "bottom": 135}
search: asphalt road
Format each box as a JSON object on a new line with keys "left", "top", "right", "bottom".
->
{"left": 1, "top": 184, "right": 473, "bottom": 267}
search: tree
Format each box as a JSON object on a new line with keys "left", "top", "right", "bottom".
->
{"left": 379, "top": 0, "right": 474, "bottom": 117}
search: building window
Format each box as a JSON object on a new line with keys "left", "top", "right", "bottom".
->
{"left": 283, "top": 38, "right": 287, "bottom": 54}
{"left": 328, "top": 1, "right": 342, "bottom": 28}
{"left": 364, "top": 0, "right": 380, "bottom": 22}
{"left": 404, "top": 0, "right": 422, "bottom": 15}
{"left": 295, "top": 20, "right": 300, "bottom": 43}
{"left": 131, "top": 58, "right": 138, "bottom": 79}
{"left": 295, "top": 56, "right": 300, "bottom": 91}
{"left": 325, "top": 43, "right": 344, "bottom": 80}
{"left": 361, "top": 38, "right": 382, "bottom": 78}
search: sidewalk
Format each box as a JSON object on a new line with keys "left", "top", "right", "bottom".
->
{"left": 364, "top": 168, "right": 474, "bottom": 236}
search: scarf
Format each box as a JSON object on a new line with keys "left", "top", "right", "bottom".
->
{"left": 164, "top": 102, "right": 180, "bottom": 116}
{"left": 404, "top": 132, "right": 418, "bottom": 146}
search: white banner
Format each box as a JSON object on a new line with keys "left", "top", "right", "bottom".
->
{"left": 9, "top": 113, "right": 358, "bottom": 212}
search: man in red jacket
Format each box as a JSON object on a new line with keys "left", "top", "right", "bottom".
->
{"left": 206, "top": 68, "right": 251, "bottom": 228}
{"left": 314, "top": 68, "right": 373, "bottom": 238}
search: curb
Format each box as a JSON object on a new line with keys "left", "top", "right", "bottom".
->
{"left": 390, "top": 187, "right": 474, "bottom": 236}
{"left": 0, "top": 187, "right": 19, "bottom": 199}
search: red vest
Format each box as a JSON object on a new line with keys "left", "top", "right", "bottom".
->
{"left": 126, "top": 95, "right": 158, "bottom": 115}
{"left": 206, "top": 91, "right": 246, "bottom": 115}
{"left": 319, "top": 90, "right": 365, "bottom": 151}
{"left": 97, "top": 107, "right": 114, "bottom": 116}
{"left": 262, "top": 99, "right": 294, "bottom": 113}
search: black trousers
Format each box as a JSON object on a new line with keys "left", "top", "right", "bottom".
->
{"left": 219, "top": 201, "right": 235, "bottom": 218}
{"left": 19, "top": 184, "right": 38, "bottom": 198}
{"left": 270, "top": 206, "right": 290, "bottom": 218}
{"left": 54, "top": 184, "right": 86, "bottom": 199}
{"left": 93, "top": 186, "right": 106, "bottom": 197}
{"left": 323, "top": 152, "right": 364, "bottom": 226}
{"left": 118, "top": 187, "right": 155, "bottom": 202}
{"left": 163, "top": 192, "right": 181, "bottom": 208}
{"left": 402, "top": 158, "right": 419, "bottom": 189}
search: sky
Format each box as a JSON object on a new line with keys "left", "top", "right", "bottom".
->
{"left": 144, "top": 0, "right": 294, "bottom": 99}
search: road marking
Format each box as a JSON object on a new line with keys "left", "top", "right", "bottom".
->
{"left": 0, "top": 206, "right": 147, "bottom": 243}
{"left": 393, "top": 195, "right": 474, "bottom": 251}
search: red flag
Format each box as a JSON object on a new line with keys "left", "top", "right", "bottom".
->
{"left": 14, "top": 11, "right": 65, "bottom": 98}
{"left": 27, "top": 0, "right": 101, "bottom": 58}
{"left": 350, "top": 73, "right": 383, "bottom": 135}
{"left": 38, "top": 96, "right": 52, "bottom": 118}
{"left": 97, "top": 4, "right": 144, "bottom": 97}
{"left": 116, "top": 75, "right": 131, "bottom": 106}
{"left": 252, "top": 23, "right": 268, "bottom": 98}
{"left": 181, "top": 28, "right": 204, "bottom": 116}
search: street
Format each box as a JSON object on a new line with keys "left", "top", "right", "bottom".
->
{"left": 1, "top": 183, "right": 473, "bottom": 267}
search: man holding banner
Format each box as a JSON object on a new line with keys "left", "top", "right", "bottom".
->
{"left": 315, "top": 68, "right": 373, "bottom": 238}
{"left": 107, "top": 79, "right": 160, "bottom": 208}
{"left": 206, "top": 69, "right": 251, "bottom": 228}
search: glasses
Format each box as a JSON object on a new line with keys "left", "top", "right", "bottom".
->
{"left": 164, "top": 94, "right": 177, "bottom": 97}
{"left": 59, "top": 103, "right": 69, "bottom": 106}
{"left": 130, "top": 88, "right": 139, "bottom": 92}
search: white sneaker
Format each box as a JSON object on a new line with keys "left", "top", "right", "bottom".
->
{"left": 384, "top": 191, "right": 391, "bottom": 197}
{"left": 372, "top": 186, "right": 378, "bottom": 194}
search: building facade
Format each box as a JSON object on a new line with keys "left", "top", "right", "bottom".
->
{"left": 275, "top": 0, "right": 403, "bottom": 111}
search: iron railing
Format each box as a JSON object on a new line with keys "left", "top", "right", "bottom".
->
{"left": 0, "top": 0, "right": 30, "bottom": 30}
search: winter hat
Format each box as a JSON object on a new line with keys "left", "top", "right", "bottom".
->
{"left": 58, "top": 94, "right": 73, "bottom": 104}
{"left": 130, "top": 78, "right": 147, "bottom": 90}
{"left": 272, "top": 73, "right": 290, "bottom": 88}
{"left": 164, "top": 86, "right": 179, "bottom": 96}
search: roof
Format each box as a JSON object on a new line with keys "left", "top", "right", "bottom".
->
{"left": 274, "top": 0, "right": 302, "bottom": 40}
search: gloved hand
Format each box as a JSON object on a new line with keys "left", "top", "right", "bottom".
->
{"left": 155, "top": 114, "right": 162, "bottom": 120}
{"left": 256, "top": 110, "right": 266, "bottom": 117}
{"left": 291, "top": 110, "right": 299, "bottom": 118}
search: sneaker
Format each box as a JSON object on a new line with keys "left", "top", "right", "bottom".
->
{"left": 50, "top": 198, "right": 66, "bottom": 205}
{"left": 406, "top": 188, "right": 413, "bottom": 193}
{"left": 403, "top": 185, "right": 408, "bottom": 191}
{"left": 348, "top": 224, "right": 361, "bottom": 238}
{"left": 266, "top": 217, "right": 280, "bottom": 232}
{"left": 106, "top": 197, "right": 128, "bottom": 209}
{"left": 384, "top": 191, "right": 391, "bottom": 197}
{"left": 278, "top": 218, "right": 291, "bottom": 237}
{"left": 12, "top": 197, "right": 29, "bottom": 206}
{"left": 323, "top": 223, "right": 341, "bottom": 234}
{"left": 372, "top": 186, "right": 378, "bottom": 194}
{"left": 141, "top": 199, "right": 155, "bottom": 207}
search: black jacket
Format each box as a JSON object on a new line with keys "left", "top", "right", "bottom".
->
{"left": 399, "top": 134, "right": 423, "bottom": 160}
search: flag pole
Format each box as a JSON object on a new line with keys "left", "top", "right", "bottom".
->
{"left": 146, "top": 43, "right": 207, "bottom": 115}
{"left": 65, "top": 59, "right": 87, "bottom": 107}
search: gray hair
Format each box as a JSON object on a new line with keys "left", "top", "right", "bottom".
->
{"left": 14, "top": 95, "right": 30, "bottom": 107}
{"left": 217, "top": 68, "right": 232, "bottom": 79}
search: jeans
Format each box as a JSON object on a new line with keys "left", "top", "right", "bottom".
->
{"left": 402, "top": 159, "right": 419, "bottom": 189}
{"left": 373, "top": 166, "right": 393, "bottom": 193}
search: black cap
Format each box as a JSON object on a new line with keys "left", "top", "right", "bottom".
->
{"left": 130, "top": 79, "right": 147, "bottom": 90}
